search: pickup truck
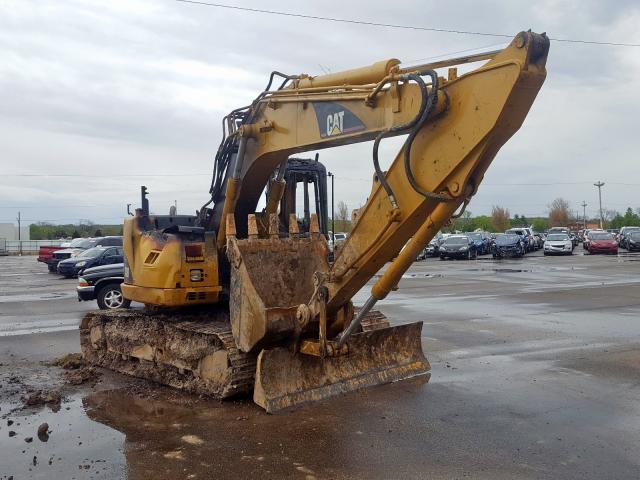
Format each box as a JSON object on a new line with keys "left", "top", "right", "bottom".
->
{"left": 77, "top": 263, "right": 128, "bottom": 309}
{"left": 37, "top": 245, "right": 66, "bottom": 272}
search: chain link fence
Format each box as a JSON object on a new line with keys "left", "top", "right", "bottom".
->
{"left": 1, "top": 240, "right": 65, "bottom": 255}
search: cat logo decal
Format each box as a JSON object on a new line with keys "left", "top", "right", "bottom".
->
{"left": 313, "top": 102, "right": 366, "bottom": 138}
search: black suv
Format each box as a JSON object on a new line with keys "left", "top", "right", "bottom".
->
{"left": 77, "top": 263, "right": 129, "bottom": 309}
{"left": 58, "top": 246, "right": 124, "bottom": 278}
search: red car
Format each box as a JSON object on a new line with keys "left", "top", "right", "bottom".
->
{"left": 584, "top": 231, "right": 618, "bottom": 254}
{"left": 37, "top": 245, "right": 66, "bottom": 271}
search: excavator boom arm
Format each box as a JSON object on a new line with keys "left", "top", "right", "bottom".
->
{"left": 222, "top": 31, "right": 548, "bottom": 316}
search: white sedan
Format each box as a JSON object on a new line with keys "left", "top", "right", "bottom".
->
{"left": 543, "top": 233, "right": 573, "bottom": 256}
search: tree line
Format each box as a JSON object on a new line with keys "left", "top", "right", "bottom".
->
{"left": 331, "top": 198, "right": 640, "bottom": 234}
{"left": 30, "top": 222, "right": 123, "bottom": 240}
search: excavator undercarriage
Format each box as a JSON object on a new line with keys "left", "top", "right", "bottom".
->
{"left": 80, "top": 308, "right": 411, "bottom": 405}
{"left": 80, "top": 31, "right": 549, "bottom": 412}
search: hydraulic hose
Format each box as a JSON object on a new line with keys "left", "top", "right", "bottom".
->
{"left": 371, "top": 73, "right": 429, "bottom": 209}
{"left": 372, "top": 71, "right": 452, "bottom": 208}
{"left": 402, "top": 70, "right": 452, "bottom": 202}
{"left": 198, "top": 70, "right": 296, "bottom": 227}
{"left": 263, "top": 71, "right": 295, "bottom": 92}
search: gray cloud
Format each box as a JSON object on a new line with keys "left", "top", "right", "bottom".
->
{"left": 1, "top": 0, "right": 639, "bottom": 227}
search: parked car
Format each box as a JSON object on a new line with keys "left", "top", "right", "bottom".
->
{"left": 465, "top": 232, "right": 489, "bottom": 255}
{"left": 532, "top": 232, "right": 545, "bottom": 249}
{"left": 607, "top": 228, "right": 620, "bottom": 244}
{"left": 77, "top": 263, "right": 129, "bottom": 309}
{"left": 492, "top": 233, "right": 525, "bottom": 258}
{"left": 418, "top": 238, "right": 440, "bottom": 259}
{"left": 625, "top": 231, "right": 640, "bottom": 252}
{"left": 330, "top": 232, "right": 348, "bottom": 252}
{"left": 523, "top": 227, "right": 540, "bottom": 250}
{"left": 57, "top": 246, "right": 124, "bottom": 278}
{"left": 38, "top": 244, "right": 68, "bottom": 272}
{"left": 570, "top": 232, "right": 579, "bottom": 247}
{"left": 583, "top": 231, "right": 618, "bottom": 255}
{"left": 582, "top": 229, "right": 604, "bottom": 251}
{"left": 543, "top": 233, "right": 573, "bottom": 255}
{"left": 51, "top": 236, "right": 123, "bottom": 272}
{"left": 618, "top": 226, "right": 640, "bottom": 249}
{"left": 50, "top": 237, "right": 94, "bottom": 270}
{"left": 439, "top": 235, "right": 477, "bottom": 260}
{"left": 505, "top": 228, "right": 532, "bottom": 252}
{"left": 480, "top": 231, "right": 494, "bottom": 251}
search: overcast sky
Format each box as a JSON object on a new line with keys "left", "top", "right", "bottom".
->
{"left": 1, "top": 0, "right": 639, "bottom": 227}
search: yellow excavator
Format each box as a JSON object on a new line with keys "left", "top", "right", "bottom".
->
{"left": 80, "top": 31, "right": 549, "bottom": 412}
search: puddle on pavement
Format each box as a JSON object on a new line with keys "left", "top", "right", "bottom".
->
{"left": 462, "top": 266, "right": 586, "bottom": 274}
{"left": 402, "top": 273, "right": 443, "bottom": 279}
{"left": 1, "top": 376, "right": 430, "bottom": 480}
{"left": 462, "top": 267, "right": 533, "bottom": 274}
{"left": 0, "top": 396, "right": 126, "bottom": 479}
{"left": 373, "top": 272, "right": 443, "bottom": 279}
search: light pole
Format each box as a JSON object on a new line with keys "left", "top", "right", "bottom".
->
{"left": 17, "top": 211, "right": 22, "bottom": 256}
{"left": 327, "top": 171, "right": 335, "bottom": 244}
{"left": 581, "top": 201, "right": 587, "bottom": 229}
{"left": 594, "top": 181, "right": 605, "bottom": 228}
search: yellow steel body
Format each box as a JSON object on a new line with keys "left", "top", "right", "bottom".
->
{"left": 122, "top": 31, "right": 548, "bottom": 339}
{"left": 122, "top": 217, "right": 222, "bottom": 307}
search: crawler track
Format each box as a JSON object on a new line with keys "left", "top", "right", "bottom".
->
{"left": 80, "top": 309, "right": 256, "bottom": 398}
{"left": 80, "top": 308, "right": 390, "bottom": 399}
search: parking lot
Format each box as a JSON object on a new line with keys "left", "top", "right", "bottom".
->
{"left": 1, "top": 250, "right": 640, "bottom": 479}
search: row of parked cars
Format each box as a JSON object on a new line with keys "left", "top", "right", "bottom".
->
{"left": 38, "top": 236, "right": 127, "bottom": 310}
{"left": 579, "top": 226, "right": 640, "bottom": 254}
{"left": 418, "top": 225, "right": 640, "bottom": 261}
{"left": 38, "top": 236, "right": 124, "bottom": 274}
{"left": 420, "top": 227, "right": 549, "bottom": 260}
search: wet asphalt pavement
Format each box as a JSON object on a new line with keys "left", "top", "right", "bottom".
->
{"left": 1, "top": 250, "right": 640, "bottom": 479}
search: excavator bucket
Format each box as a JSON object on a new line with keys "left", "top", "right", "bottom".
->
{"left": 226, "top": 214, "right": 429, "bottom": 412}
{"left": 253, "top": 321, "right": 430, "bottom": 413}
{"left": 226, "top": 214, "right": 331, "bottom": 353}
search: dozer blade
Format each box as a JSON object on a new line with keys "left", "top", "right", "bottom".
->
{"left": 253, "top": 321, "right": 429, "bottom": 413}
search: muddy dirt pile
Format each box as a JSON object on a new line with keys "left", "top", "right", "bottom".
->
{"left": 51, "top": 353, "right": 84, "bottom": 370}
{"left": 52, "top": 353, "right": 102, "bottom": 386}
{"left": 21, "top": 389, "right": 62, "bottom": 411}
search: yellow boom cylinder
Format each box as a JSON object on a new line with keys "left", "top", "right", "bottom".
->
{"left": 371, "top": 200, "right": 462, "bottom": 301}
{"left": 297, "top": 59, "right": 400, "bottom": 89}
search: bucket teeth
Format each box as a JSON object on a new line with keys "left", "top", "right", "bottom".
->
{"left": 268, "top": 213, "right": 279, "bottom": 239}
{"left": 225, "top": 213, "right": 236, "bottom": 239}
{"left": 288, "top": 213, "right": 299, "bottom": 237}
{"left": 248, "top": 214, "right": 259, "bottom": 240}
{"left": 310, "top": 213, "right": 320, "bottom": 237}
